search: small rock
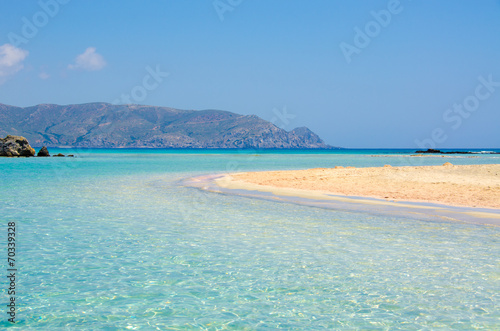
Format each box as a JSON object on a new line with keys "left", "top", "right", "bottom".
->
{"left": 53, "top": 153, "right": 65, "bottom": 157}
{"left": 443, "top": 162, "right": 453, "bottom": 166}
{"left": 384, "top": 164, "right": 392, "bottom": 167}
{"left": 334, "top": 166, "right": 344, "bottom": 169}
{"left": 37, "top": 146, "right": 50, "bottom": 157}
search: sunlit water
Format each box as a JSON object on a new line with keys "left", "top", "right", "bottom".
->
{"left": 1, "top": 150, "right": 499, "bottom": 329}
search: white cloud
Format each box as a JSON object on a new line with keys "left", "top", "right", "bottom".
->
{"left": 68, "top": 47, "right": 106, "bottom": 71}
{"left": 39, "top": 71, "right": 50, "bottom": 80}
{"left": 0, "top": 43, "right": 29, "bottom": 84}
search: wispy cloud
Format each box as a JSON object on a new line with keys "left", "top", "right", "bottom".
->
{"left": 39, "top": 71, "right": 50, "bottom": 80}
{"left": 0, "top": 43, "right": 29, "bottom": 84}
{"left": 68, "top": 47, "right": 106, "bottom": 71}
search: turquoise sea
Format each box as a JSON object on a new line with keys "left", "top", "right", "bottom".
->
{"left": 1, "top": 149, "right": 499, "bottom": 329}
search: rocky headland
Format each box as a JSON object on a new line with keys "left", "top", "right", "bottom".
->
{"left": 0, "top": 103, "right": 335, "bottom": 149}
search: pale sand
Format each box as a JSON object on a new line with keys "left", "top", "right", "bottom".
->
{"left": 223, "top": 164, "right": 500, "bottom": 209}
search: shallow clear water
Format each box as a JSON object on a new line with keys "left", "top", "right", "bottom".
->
{"left": 1, "top": 150, "right": 499, "bottom": 329}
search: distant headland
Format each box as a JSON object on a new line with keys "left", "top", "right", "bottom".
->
{"left": 0, "top": 103, "right": 336, "bottom": 149}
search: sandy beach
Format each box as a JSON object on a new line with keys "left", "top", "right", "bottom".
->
{"left": 222, "top": 164, "right": 500, "bottom": 209}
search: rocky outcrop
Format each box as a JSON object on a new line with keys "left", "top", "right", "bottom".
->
{"left": 37, "top": 146, "right": 50, "bottom": 157}
{"left": 0, "top": 135, "right": 36, "bottom": 157}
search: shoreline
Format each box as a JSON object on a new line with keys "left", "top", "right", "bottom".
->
{"left": 229, "top": 164, "right": 500, "bottom": 209}
{"left": 183, "top": 164, "right": 500, "bottom": 226}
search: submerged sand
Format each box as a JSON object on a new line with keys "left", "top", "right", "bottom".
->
{"left": 227, "top": 164, "right": 500, "bottom": 209}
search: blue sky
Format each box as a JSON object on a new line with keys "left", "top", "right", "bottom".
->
{"left": 1, "top": 0, "right": 499, "bottom": 148}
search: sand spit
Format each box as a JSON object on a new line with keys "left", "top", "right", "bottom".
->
{"left": 227, "top": 164, "right": 500, "bottom": 209}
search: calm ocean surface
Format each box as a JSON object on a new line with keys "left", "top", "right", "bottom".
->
{"left": 1, "top": 149, "right": 499, "bottom": 329}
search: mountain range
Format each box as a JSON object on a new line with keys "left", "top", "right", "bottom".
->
{"left": 0, "top": 103, "right": 334, "bottom": 149}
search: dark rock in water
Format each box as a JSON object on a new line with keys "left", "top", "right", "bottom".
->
{"left": 67, "top": 154, "right": 75, "bottom": 157}
{"left": 415, "top": 149, "right": 442, "bottom": 154}
{"left": 415, "top": 148, "right": 499, "bottom": 155}
{"left": 53, "top": 153, "right": 65, "bottom": 157}
{"left": 0, "top": 135, "right": 36, "bottom": 157}
{"left": 37, "top": 146, "right": 50, "bottom": 157}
